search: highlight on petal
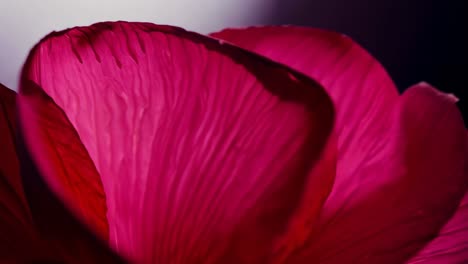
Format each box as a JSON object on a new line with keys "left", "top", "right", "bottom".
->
{"left": 19, "top": 21, "right": 334, "bottom": 262}
{"left": 212, "top": 27, "right": 468, "bottom": 263}
{"left": 0, "top": 83, "right": 57, "bottom": 262}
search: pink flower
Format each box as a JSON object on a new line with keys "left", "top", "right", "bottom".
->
{"left": 0, "top": 21, "right": 466, "bottom": 263}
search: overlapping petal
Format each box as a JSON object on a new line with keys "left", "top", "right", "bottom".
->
{"left": 17, "top": 80, "right": 127, "bottom": 263}
{"left": 211, "top": 26, "right": 399, "bottom": 177}
{"left": 1, "top": 83, "right": 122, "bottom": 263}
{"left": 408, "top": 189, "right": 468, "bottom": 263}
{"left": 0, "top": 83, "right": 58, "bottom": 262}
{"left": 12, "top": 22, "right": 466, "bottom": 264}
{"left": 18, "top": 21, "right": 334, "bottom": 263}
{"left": 212, "top": 27, "right": 468, "bottom": 263}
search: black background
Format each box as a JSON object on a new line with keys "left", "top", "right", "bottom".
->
{"left": 267, "top": 0, "right": 467, "bottom": 121}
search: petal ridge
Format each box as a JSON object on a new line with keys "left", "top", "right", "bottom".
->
{"left": 20, "top": 21, "right": 335, "bottom": 263}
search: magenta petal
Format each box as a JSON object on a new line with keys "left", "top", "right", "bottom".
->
{"left": 408, "top": 189, "right": 468, "bottom": 263}
{"left": 19, "top": 21, "right": 334, "bottom": 262}
{"left": 298, "top": 84, "right": 468, "bottom": 263}
{"left": 212, "top": 27, "right": 468, "bottom": 263}
{"left": 291, "top": 84, "right": 467, "bottom": 263}
{"left": 211, "top": 28, "right": 399, "bottom": 173}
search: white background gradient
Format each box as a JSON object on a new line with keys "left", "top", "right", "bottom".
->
{"left": 0, "top": 0, "right": 271, "bottom": 90}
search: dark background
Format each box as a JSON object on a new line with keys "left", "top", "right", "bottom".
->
{"left": 267, "top": 0, "right": 467, "bottom": 121}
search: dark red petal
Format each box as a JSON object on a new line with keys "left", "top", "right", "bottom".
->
{"left": 17, "top": 81, "right": 127, "bottom": 263}
{"left": 19, "top": 22, "right": 334, "bottom": 262}
{"left": 0, "top": 83, "right": 57, "bottom": 262}
{"left": 408, "top": 189, "right": 468, "bottom": 263}
{"left": 0, "top": 84, "right": 24, "bottom": 215}
{"left": 212, "top": 27, "right": 468, "bottom": 263}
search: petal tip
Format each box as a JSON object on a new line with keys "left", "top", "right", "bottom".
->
{"left": 416, "top": 81, "right": 432, "bottom": 87}
{"left": 413, "top": 81, "right": 459, "bottom": 103}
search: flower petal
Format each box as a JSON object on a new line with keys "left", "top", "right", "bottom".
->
{"left": 211, "top": 26, "right": 400, "bottom": 177}
{"left": 17, "top": 82, "right": 128, "bottom": 263}
{"left": 408, "top": 189, "right": 468, "bottom": 263}
{"left": 291, "top": 84, "right": 467, "bottom": 263}
{"left": 19, "top": 22, "right": 334, "bottom": 262}
{"left": 294, "top": 84, "right": 467, "bottom": 263}
{"left": 0, "top": 83, "right": 56, "bottom": 262}
{"left": 212, "top": 27, "right": 468, "bottom": 263}
{"left": 0, "top": 84, "right": 24, "bottom": 216}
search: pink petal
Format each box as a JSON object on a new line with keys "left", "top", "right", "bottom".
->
{"left": 296, "top": 84, "right": 467, "bottom": 263}
{"left": 212, "top": 27, "right": 468, "bottom": 263}
{"left": 211, "top": 27, "right": 399, "bottom": 177}
{"left": 19, "top": 21, "right": 334, "bottom": 262}
{"left": 408, "top": 189, "right": 468, "bottom": 263}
